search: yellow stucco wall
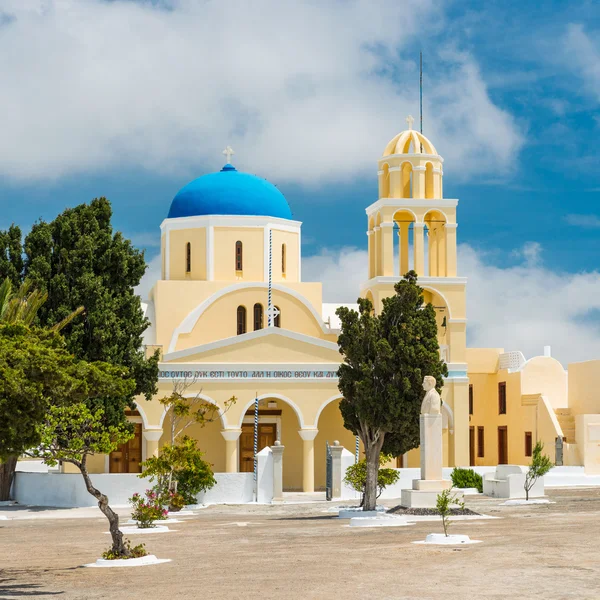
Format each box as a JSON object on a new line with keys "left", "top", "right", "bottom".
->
{"left": 168, "top": 228, "right": 207, "bottom": 281}
{"left": 213, "top": 226, "right": 264, "bottom": 281}
{"left": 569, "top": 360, "right": 600, "bottom": 415}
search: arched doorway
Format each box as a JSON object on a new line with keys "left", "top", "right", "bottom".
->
{"left": 237, "top": 396, "right": 304, "bottom": 491}
{"left": 314, "top": 398, "right": 363, "bottom": 491}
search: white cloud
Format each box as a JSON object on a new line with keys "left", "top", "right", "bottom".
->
{"left": 564, "top": 214, "right": 600, "bottom": 228}
{"left": 303, "top": 243, "right": 600, "bottom": 366}
{"left": 0, "top": 0, "right": 522, "bottom": 185}
{"left": 563, "top": 23, "right": 600, "bottom": 101}
{"left": 136, "top": 252, "right": 161, "bottom": 301}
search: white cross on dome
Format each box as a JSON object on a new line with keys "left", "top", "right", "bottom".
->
{"left": 222, "top": 146, "right": 235, "bottom": 163}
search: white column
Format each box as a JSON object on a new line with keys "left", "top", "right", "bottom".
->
{"left": 271, "top": 441, "right": 285, "bottom": 501}
{"left": 380, "top": 222, "right": 394, "bottom": 277}
{"left": 413, "top": 223, "right": 425, "bottom": 276}
{"left": 330, "top": 441, "right": 344, "bottom": 499}
{"left": 221, "top": 429, "right": 242, "bottom": 473}
{"left": 400, "top": 222, "right": 410, "bottom": 275}
{"left": 298, "top": 429, "right": 319, "bottom": 493}
{"left": 142, "top": 429, "right": 163, "bottom": 465}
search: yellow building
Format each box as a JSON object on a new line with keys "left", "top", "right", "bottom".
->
{"left": 95, "top": 123, "right": 600, "bottom": 489}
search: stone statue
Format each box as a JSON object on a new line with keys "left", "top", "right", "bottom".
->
{"left": 421, "top": 376, "right": 441, "bottom": 415}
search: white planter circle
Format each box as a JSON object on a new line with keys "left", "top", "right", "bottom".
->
{"left": 339, "top": 506, "right": 386, "bottom": 519}
{"left": 105, "top": 525, "right": 172, "bottom": 535}
{"left": 85, "top": 554, "right": 171, "bottom": 568}
{"left": 501, "top": 499, "right": 551, "bottom": 506}
{"left": 350, "top": 515, "right": 414, "bottom": 528}
{"left": 413, "top": 533, "right": 482, "bottom": 545}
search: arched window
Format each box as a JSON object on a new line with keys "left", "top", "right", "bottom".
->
{"left": 236, "top": 306, "right": 247, "bottom": 335}
{"left": 253, "top": 303, "right": 263, "bottom": 331}
{"left": 274, "top": 306, "right": 281, "bottom": 328}
{"left": 281, "top": 243, "right": 286, "bottom": 276}
{"left": 235, "top": 241, "right": 243, "bottom": 271}
{"left": 185, "top": 242, "right": 191, "bottom": 273}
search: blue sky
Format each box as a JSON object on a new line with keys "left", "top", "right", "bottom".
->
{"left": 1, "top": 0, "right": 599, "bottom": 363}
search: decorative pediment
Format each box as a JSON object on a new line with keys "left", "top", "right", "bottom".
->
{"left": 162, "top": 327, "right": 341, "bottom": 365}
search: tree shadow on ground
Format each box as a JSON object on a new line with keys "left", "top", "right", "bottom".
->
{"left": 0, "top": 578, "right": 64, "bottom": 597}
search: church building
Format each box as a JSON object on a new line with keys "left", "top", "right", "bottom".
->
{"left": 95, "top": 123, "right": 600, "bottom": 490}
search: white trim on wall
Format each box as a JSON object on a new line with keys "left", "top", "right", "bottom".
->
{"left": 165, "top": 325, "right": 339, "bottom": 359}
{"left": 165, "top": 228, "right": 170, "bottom": 280}
{"left": 263, "top": 225, "right": 270, "bottom": 283}
{"left": 365, "top": 198, "right": 459, "bottom": 216}
{"left": 160, "top": 214, "right": 302, "bottom": 232}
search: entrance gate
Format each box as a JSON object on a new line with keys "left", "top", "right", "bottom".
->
{"left": 325, "top": 441, "right": 332, "bottom": 501}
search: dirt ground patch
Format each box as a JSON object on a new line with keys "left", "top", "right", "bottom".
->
{"left": 1, "top": 488, "right": 600, "bottom": 600}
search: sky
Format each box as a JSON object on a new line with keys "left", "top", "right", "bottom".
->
{"left": 1, "top": 0, "right": 600, "bottom": 366}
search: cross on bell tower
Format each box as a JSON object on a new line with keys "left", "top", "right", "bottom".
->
{"left": 405, "top": 115, "right": 414, "bottom": 130}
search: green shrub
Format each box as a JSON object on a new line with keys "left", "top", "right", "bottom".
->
{"left": 102, "top": 540, "right": 147, "bottom": 560}
{"left": 343, "top": 454, "right": 400, "bottom": 505}
{"left": 450, "top": 468, "right": 482, "bottom": 493}
{"left": 168, "top": 491, "right": 186, "bottom": 512}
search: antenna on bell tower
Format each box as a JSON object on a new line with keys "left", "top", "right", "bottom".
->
{"left": 419, "top": 51, "right": 423, "bottom": 152}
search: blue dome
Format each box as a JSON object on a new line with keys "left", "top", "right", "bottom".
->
{"left": 168, "top": 164, "right": 292, "bottom": 220}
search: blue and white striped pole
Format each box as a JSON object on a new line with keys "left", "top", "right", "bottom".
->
{"left": 253, "top": 393, "right": 259, "bottom": 494}
{"left": 267, "top": 228, "right": 273, "bottom": 327}
{"left": 355, "top": 435, "right": 360, "bottom": 463}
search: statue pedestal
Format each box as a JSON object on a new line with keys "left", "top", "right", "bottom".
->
{"left": 401, "top": 414, "right": 458, "bottom": 509}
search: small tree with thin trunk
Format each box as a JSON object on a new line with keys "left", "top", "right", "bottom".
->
{"left": 336, "top": 272, "right": 447, "bottom": 511}
{"left": 524, "top": 441, "right": 552, "bottom": 501}
{"left": 29, "top": 403, "right": 137, "bottom": 558}
{"left": 436, "top": 488, "right": 465, "bottom": 537}
{"left": 152, "top": 376, "right": 236, "bottom": 496}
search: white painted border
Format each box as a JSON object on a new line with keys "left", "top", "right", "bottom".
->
{"left": 366, "top": 198, "right": 458, "bottom": 216}
{"left": 160, "top": 214, "right": 302, "bottom": 232}
{"left": 167, "top": 284, "right": 334, "bottom": 353}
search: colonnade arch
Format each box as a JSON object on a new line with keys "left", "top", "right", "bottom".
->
{"left": 368, "top": 208, "right": 453, "bottom": 279}
{"left": 424, "top": 209, "right": 448, "bottom": 277}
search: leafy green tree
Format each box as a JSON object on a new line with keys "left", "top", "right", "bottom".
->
{"left": 336, "top": 271, "right": 447, "bottom": 511}
{"left": 524, "top": 441, "right": 553, "bottom": 500}
{"left": 23, "top": 197, "right": 159, "bottom": 402}
{"left": 29, "top": 403, "right": 137, "bottom": 558}
{"left": 343, "top": 454, "right": 400, "bottom": 506}
{"left": 0, "top": 279, "right": 83, "bottom": 500}
{"left": 0, "top": 225, "right": 23, "bottom": 287}
{"left": 0, "top": 324, "right": 137, "bottom": 501}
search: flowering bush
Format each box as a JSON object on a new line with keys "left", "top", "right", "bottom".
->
{"left": 129, "top": 490, "right": 168, "bottom": 528}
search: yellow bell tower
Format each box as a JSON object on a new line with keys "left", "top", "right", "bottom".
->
{"left": 361, "top": 116, "right": 469, "bottom": 466}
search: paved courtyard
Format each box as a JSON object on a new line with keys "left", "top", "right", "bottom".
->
{"left": 1, "top": 488, "right": 600, "bottom": 599}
